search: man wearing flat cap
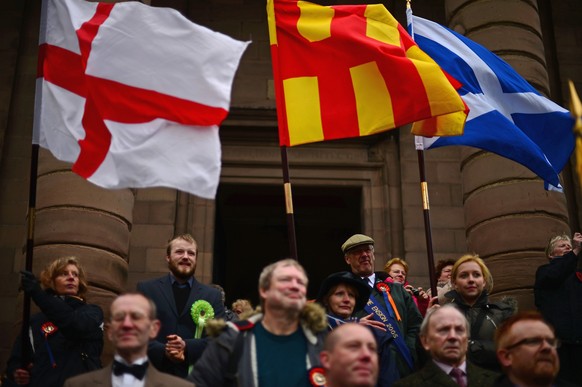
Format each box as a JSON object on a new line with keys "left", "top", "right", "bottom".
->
{"left": 342, "top": 234, "right": 423, "bottom": 383}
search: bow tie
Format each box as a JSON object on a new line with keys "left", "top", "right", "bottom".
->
{"left": 112, "top": 360, "right": 148, "bottom": 380}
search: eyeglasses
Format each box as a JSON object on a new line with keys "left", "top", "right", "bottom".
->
{"left": 111, "top": 311, "right": 149, "bottom": 323}
{"left": 505, "top": 337, "right": 560, "bottom": 350}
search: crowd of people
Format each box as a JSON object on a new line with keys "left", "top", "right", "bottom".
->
{"left": 2, "top": 231, "right": 581, "bottom": 387}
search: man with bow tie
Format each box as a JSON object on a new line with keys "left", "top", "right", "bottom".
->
{"left": 64, "top": 293, "right": 193, "bottom": 387}
{"left": 342, "top": 234, "right": 423, "bottom": 383}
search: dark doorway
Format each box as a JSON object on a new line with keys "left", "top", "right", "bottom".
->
{"left": 213, "top": 184, "right": 362, "bottom": 307}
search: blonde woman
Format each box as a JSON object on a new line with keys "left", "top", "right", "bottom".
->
{"left": 443, "top": 253, "right": 515, "bottom": 372}
{"left": 6, "top": 257, "right": 103, "bottom": 387}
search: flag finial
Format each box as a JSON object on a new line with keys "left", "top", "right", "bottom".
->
{"left": 569, "top": 80, "right": 582, "bottom": 183}
{"left": 569, "top": 80, "right": 582, "bottom": 133}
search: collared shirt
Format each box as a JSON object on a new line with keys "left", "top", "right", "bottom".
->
{"left": 112, "top": 355, "right": 148, "bottom": 387}
{"left": 362, "top": 273, "right": 376, "bottom": 288}
{"left": 169, "top": 274, "right": 193, "bottom": 288}
{"left": 433, "top": 359, "right": 467, "bottom": 386}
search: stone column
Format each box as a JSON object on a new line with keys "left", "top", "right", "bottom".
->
{"left": 34, "top": 150, "right": 133, "bottom": 307}
{"left": 444, "top": 0, "right": 570, "bottom": 309}
{"left": 29, "top": 0, "right": 135, "bottom": 359}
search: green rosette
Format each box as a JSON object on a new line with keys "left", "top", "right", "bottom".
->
{"left": 190, "top": 300, "right": 215, "bottom": 339}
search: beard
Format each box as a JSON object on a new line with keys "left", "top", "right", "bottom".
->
{"left": 168, "top": 259, "right": 196, "bottom": 280}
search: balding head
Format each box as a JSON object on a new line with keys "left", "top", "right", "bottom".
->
{"left": 420, "top": 305, "right": 469, "bottom": 367}
{"left": 321, "top": 323, "right": 378, "bottom": 387}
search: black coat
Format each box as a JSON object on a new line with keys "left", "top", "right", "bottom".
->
{"left": 393, "top": 359, "right": 499, "bottom": 387}
{"left": 6, "top": 292, "right": 103, "bottom": 387}
{"left": 534, "top": 250, "right": 582, "bottom": 341}
{"left": 137, "top": 274, "right": 225, "bottom": 378}
{"left": 443, "top": 290, "right": 515, "bottom": 372}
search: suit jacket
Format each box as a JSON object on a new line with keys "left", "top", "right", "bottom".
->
{"left": 393, "top": 359, "right": 499, "bottom": 387}
{"left": 137, "top": 274, "right": 224, "bottom": 377}
{"left": 62, "top": 363, "right": 194, "bottom": 387}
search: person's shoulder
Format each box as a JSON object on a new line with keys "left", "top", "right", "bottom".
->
{"left": 393, "top": 361, "right": 444, "bottom": 386}
{"left": 375, "top": 271, "right": 389, "bottom": 281}
{"left": 136, "top": 275, "right": 166, "bottom": 288}
{"left": 489, "top": 297, "right": 517, "bottom": 314}
{"left": 391, "top": 368, "right": 432, "bottom": 387}
{"left": 467, "top": 362, "right": 500, "bottom": 383}
{"left": 195, "top": 280, "right": 222, "bottom": 295}
{"left": 148, "top": 364, "right": 194, "bottom": 386}
{"left": 206, "top": 315, "right": 257, "bottom": 339}
{"left": 62, "top": 367, "right": 109, "bottom": 386}
{"left": 392, "top": 372, "right": 423, "bottom": 386}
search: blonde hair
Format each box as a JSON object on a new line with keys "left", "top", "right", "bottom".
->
{"left": 166, "top": 234, "right": 197, "bottom": 256}
{"left": 40, "top": 256, "right": 88, "bottom": 298}
{"left": 258, "top": 259, "right": 307, "bottom": 307}
{"left": 384, "top": 257, "right": 409, "bottom": 276}
{"left": 451, "top": 253, "right": 493, "bottom": 294}
{"left": 545, "top": 234, "right": 571, "bottom": 258}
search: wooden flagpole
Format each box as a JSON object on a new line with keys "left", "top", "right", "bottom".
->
{"left": 407, "top": 0, "right": 438, "bottom": 297}
{"left": 20, "top": 0, "right": 45, "bottom": 366}
{"left": 417, "top": 147, "right": 438, "bottom": 297}
{"left": 21, "top": 144, "right": 39, "bottom": 366}
{"left": 280, "top": 146, "right": 298, "bottom": 260}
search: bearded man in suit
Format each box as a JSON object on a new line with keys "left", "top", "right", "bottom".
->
{"left": 136, "top": 234, "right": 224, "bottom": 378}
{"left": 64, "top": 293, "right": 192, "bottom": 387}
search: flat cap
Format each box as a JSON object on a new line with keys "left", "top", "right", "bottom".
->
{"left": 341, "top": 234, "right": 374, "bottom": 253}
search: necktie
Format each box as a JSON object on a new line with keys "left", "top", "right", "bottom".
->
{"left": 450, "top": 368, "right": 466, "bottom": 387}
{"left": 112, "top": 360, "right": 148, "bottom": 380}
{"left": 362, "top": 277, "right": 373, "bottom": 288}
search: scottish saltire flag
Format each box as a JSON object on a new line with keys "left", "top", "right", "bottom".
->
{"left": 412, "top": 15, "right": 574, "bottom": 190}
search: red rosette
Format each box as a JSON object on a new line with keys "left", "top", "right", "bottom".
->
{"left": 41, "top": 322, "right": 58, "bottom": 337}
{"left": 308, "top": 366, "right": 326, "bottom": 386}
{"left": 376, "top": 282, "right": 389, "bottom": 293}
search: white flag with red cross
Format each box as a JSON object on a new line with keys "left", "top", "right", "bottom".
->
{"left": 34, "top": 0, "right": 249, "bottom": 199}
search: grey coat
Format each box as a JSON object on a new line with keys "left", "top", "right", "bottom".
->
{"left": 189, "top": 308, "right": 326, "bottom": 387}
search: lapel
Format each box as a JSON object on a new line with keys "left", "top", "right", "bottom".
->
{"left": 158, "top": 275, "right": 179, "bottom": 317}
{"left": 419, "top": 361, "right": 458, "bottom": 387}
{"left": 466, "top": 362, "right": 490, "bottom": 385}
{"left": 182, "top": 277, "right": 201, "bottom": 317}
{"left": 90, "top": 364, "right": 113, "bottom": 387}
{"left": 144, "top": 364, "right": 168, "bottom": 387}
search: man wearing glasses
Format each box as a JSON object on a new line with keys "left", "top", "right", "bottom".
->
{"left": 494, "top": 311, "right": 576, "bottom": 387}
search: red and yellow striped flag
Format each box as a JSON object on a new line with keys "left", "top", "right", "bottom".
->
{"left": 267, "top": 0, "right": 468, "bottom": 147}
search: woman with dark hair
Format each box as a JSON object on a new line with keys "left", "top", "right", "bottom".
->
{"left": 317, "top": 272, "right": 402, "bottom": 386}
{"left": 5, "top": 256, "right": 103, "bottom": 387}
{"left": 443, "top": 253, "right": 515, "bottom": 371}
{"left": 316, "top": 271, "right": 372, "bottom": 326}
{"left": 427, "top": 258, "right": 456, "bottom": 303}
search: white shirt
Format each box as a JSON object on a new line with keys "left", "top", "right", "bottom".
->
{"left": 362, "top": 273, "right": 376, "bottom": 288}
{"left": 111, "top": 355, "right": 148, "bottom": 387}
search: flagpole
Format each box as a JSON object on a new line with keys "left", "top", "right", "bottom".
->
{"left": 407, "top": 0, "right": 437, "bottom": 297}
{"left": 280, "top": 146, "right": 299, "bottom": 260}
{"left": 20, "top": 0, "right": 46, "bottom": 367}
{"left": 417, "top": 148, "right": 438, "bottom": 297}
{"left": 20, "top": 143, "right": 39, "bottom": 368}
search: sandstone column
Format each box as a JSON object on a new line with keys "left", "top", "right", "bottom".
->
{"left": 444, "top": 0, "right": 570, "bottom": 309}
